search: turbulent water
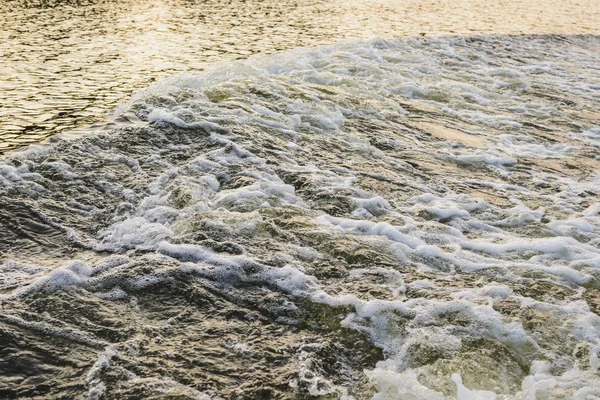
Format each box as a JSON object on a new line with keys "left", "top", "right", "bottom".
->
{"left": 1, "top": 35, "right": 600, "bottom": 399}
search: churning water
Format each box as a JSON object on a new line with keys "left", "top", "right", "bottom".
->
{"left": 1, "top": 34, "right": 600, "bottom": 398}
{"left": 2, "top": 1, "right": 600, "bottom": 399}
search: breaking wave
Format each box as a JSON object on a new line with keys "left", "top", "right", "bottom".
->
{"left": 1, "top": 34, "right": 600, "bottom": 399}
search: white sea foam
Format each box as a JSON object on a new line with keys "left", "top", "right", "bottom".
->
{"left": 2, "top": 35, "right": 600, "bottom": 399}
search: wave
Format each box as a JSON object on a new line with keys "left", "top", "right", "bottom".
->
{"left": 1, "top": 34, "right": 600, "bottom": 399}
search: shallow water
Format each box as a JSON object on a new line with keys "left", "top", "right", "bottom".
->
{"left": 1, "top": 0, "right": 600, "bottom": 151}
{"left": 1, "top": 34, "right": 600, "bottom": 398}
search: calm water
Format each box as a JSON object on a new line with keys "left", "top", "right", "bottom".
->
{"left": 1, "top": 0, "right": 599, "bottom": 152}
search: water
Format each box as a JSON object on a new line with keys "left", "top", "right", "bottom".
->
{"left": 1, "top": 0, "right": 600, "bottom": 151}
{"left": 2, "top": 1, "right": 600, "bottom": 399}
{"left": 1, "top": 33, "right": 600, "bottom": 398}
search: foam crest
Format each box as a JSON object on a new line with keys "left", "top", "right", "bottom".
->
{"left": 1, "top": 34, "right": 599, "bottom": 399}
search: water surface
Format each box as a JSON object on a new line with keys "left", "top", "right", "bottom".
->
{"left": 1, "top": 0, "right": 599, "bottom": 151}
{"left": 1, "top": 34, "right": 599, "bottom": 398}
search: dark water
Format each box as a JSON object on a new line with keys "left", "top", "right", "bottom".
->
{"left": 1, "top": 0, "right": 599, "bottom": 152}
{"left": 1, "top": 33, "right": 600, "bottom": 398}
{"left": 2, "top": 0, "right": 600, "bottom": 398}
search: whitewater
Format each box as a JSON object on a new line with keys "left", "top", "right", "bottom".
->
{"left": 1, "top": 35, "right": 600, "bottom": 399}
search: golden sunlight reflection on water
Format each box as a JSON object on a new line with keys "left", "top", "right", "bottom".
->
{"left": 0, "top": 0, "right": 599, "bottom": 151}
